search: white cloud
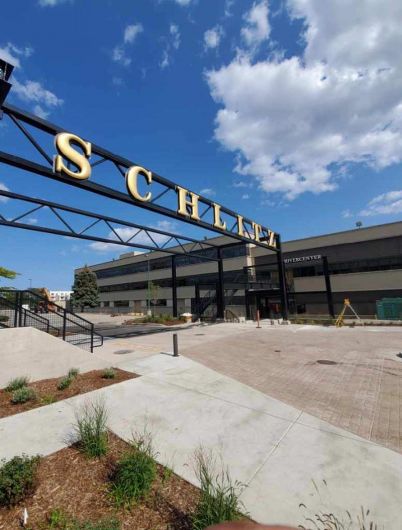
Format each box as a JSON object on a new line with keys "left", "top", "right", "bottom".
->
{"left": 26, "top": 217, "right": 38, "bottom": 225}
{"left": 241, "top": 193, "right": 250, "bottom": 199}
{"left": 233, "top": 181, "right": 249, "bottom": 188}
{"left": 342, "top": 209, "right": 353, "bottom": 219}
{"left": 174, "top": 0, "right": 192, "bottom": 5}
{"left": 89, "top": 220, "right": 177, "bottom": 252}
{"left": 0, "top": 182, "right": 9, "bottom": 203}
{"left": 112, "top": 45, "right": 131, "bottom": 67}
{"left": 241, "top": 1, "right": 270, "bottom": 50}
{"left": 224, "top": 0, "right": 235, "bottom": 18}
{"left": 124, "top": 23, "right": 143, "bottom": 44}
{"left": 199, "top": 188, "right": 216, "bottom": 197}
{"left": 360, "top": 190, "right": 402, "bottom": 217}
{"left": 112, "top": 22, "right": 143, "bottom": 67}
{"left": 12, "top": 78, "right": 63, "bottom": 109}
{"left": 207, "top": 0, "right": 402, "bottom": 199}
{"left": 160, "top": 24, "right": 181, "bottom": 69}
{"left": 204, "top": 26, "right": 224, "bottom": 51}
{"left": 170, "top": 24, "right": 181, "bottom": 50}
{"left": 33, "top": 104, "right": 49, "bottom": 119}
{"left": 0, "top": 42, "right": 33, "bottom": 69}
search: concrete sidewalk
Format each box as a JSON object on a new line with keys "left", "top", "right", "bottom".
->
{"left": 0, "top": 352, "right": 401, "bottom": 529}
{"left": 0, "top": 328, "right": 109, "bottom": 388}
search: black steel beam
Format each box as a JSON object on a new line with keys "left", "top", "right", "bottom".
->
{"left": 322, "top": 256, "right": 335, "bottom": 318}
{"left": 276, "top": 235, "right": 289, "bottom": 320}
{"left": 1, "top": 103, "right": 279, "bottom": 252}
{"left": 216, "top": 248, "right": 225, "bottom": 319}
{"left": 0, "top": 190, "right": 220, "bottom": 261}
{"left": 171, "top": 255, "right": 178, "bottom": 318}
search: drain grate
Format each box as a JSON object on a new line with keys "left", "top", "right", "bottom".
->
{"left": 316, "top": 359, "right": 337, "bottom": 365}
{"left": 114, "top": 349, "right": 134, "bottom": 355}
{"left": 195, "top": 333, "right": 205, "bottom": 336}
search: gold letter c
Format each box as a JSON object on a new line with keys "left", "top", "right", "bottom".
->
{"left": 126, "top": 165, "right": 153, "bottom": 202}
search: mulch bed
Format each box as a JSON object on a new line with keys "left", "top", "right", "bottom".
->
{"left": 0, "top": 369, "right": 138, "bottom": 419}
{"left": 0, "top": 433, "right": 199, "bottom": 530}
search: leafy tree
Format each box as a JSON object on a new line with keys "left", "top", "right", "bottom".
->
{"left": 71, "top": 266, "right": 99, "bottom": 312}
{"left": 0, "top": 266, "right": 18, "bottom": 281}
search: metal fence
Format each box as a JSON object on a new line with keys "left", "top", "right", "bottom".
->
{"left": 0, "top": 289, "right": 103, "bottom": 352}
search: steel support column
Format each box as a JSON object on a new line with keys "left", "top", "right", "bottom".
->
{"left": 276, "top": 235, "right": 289, "bottom": 320}
{"left": 216, "top": 248, "right": 225, "bottom": 319}
{"left": 322, "top": 256, "right": 335, "bottom": 318}
{"left": 195, "top": 282, "right": 200, "bottom": 318}
{"left": 171, "top": 255, "right": 178, "bottom": 318}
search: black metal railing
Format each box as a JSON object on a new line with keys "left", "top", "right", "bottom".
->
{"left": 0, "top": 289, "right": 103, "bottom": 352}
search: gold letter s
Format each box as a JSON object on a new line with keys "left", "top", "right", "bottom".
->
{"left": 126, "top": 166, "right": 153, "bottom": 202}
{"left": 53, "top": 132, "right": 91, "bottom": 180}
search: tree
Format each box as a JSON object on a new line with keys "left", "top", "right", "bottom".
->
{"left": 0, "top": 266, "right": 18, "bottom": 281}
{"left": 71, "top": 266, "right": 99, "bottom": 312}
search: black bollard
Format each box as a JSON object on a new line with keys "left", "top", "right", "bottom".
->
{"left": 173, "top": 333, "right": 179, "bottom": 357}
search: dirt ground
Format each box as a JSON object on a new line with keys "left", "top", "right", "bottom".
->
{"left": 0, "top": 369, "right": 137, "bottom": 419}
{"left": 0, "top": 433, "right": 199, "bottom": 530}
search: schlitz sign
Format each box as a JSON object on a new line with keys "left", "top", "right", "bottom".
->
{"left": 53, "top": 132, "right": 277, "bottom": 250}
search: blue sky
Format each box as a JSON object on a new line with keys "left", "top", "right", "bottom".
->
{"left": 1, "top": 0, "right": 402, "bottom": 289}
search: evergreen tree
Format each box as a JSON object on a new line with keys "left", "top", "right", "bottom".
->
{"left": 71, "top": 266, "right": 99, "bottom": 311}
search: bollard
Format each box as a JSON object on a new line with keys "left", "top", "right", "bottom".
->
{"left": 256, "top": 309, "right": 261, "bottom": 329}
{"left": 173, "top": 333, "right": 179, "bottom": 357}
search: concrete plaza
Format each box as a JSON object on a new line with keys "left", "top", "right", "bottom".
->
{"left": 95, "top": 321, "right": 402, "bottom": 453}
{"left": 1, "top": 323, "right": 402, "bottom": 528}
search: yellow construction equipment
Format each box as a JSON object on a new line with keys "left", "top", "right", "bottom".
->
{"left": 335, "top": 298, "right": 361, "bottom": 327}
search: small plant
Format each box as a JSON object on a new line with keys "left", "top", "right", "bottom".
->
{"left": 192, "top": 449, "right": 245, "bottom": 530}
{"left": 11, "top": 386, "right": 36, "bottom": 404}
{"left": 74, "top": 399, "right": 108, "bottom": 458}
{"left": 41, "top": 394, "right": 57, "bottom": 405}
{"left": 68, "top": 367, "right": 80, "bottom": 379}
{"left": 110, "top": 431, "right": 157, "bottom": 507}
{"left": 162, "top": 465, "right": 173, "bottom": 484}
{"left": 5, "top": 376, "right": 29, "bottom": 392}
{"left": 0, "top": 454, "right": 40, "bottom": 507}
{"left": 57, "top": 375, "right": 73, "bottom": 391}
{"left": 102, "top": 367, "right": 116, "bottom": 379}
{"left": 47, "top": 509, "right": 120, "bottom": 529}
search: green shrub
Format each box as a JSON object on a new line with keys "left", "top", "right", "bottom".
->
{"left": 0, "top": 454, "right": 40, "bottom": 507}
{"left": 68, "top": 367, "right": 80, "bottom": 379}
{"left": 41, "top": 394, "right": 57, "bottom": 405}
{"left": 74, "top": 400, "right": 108, "bottom": 458}
{"left": 57, "top": 375, "right": 73, "bottom": 391}
{"left": 110, "top": 433, "right": 157, "bottom": 507}
{"left": 5, "top": 376, "right": 29, "bottom": 392}
{"left": 11, "top": 386, "right": 36, "bottom": 404}
{"left": 192, "top": 450, "right": 244, "bottom": 530}
{"left": 47, "top": 509, "right": 120, "bottom": 529}
{"left": 0, "top": 315, "right": 9, "bottom": 323}
{"left": 101, "top": 368, "right": 116, "bottom": 379}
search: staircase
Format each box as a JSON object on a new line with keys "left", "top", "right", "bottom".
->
{"left": 0, "top": 289, "right": 103, "bottom": 352}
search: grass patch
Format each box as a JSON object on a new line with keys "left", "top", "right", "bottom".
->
{"left": 57, "top": 376, "right": 73, "bottom": 391}
{"left": 192, "top": 449, "right": 245, "bottom": 530}
{"left": 46, "top": 509, "right": 120, "bottom": 529}
{"left": 68, "top": 367, "right": 80, "bottom": 379}
{"left": 11, "top": 386, "right": 36, "bottom": 404}
{"left": 101, "top": 368, "right": 116, "bottom": 380}
{"left": 41, "top": 394, "right": 57, "bottom": 405}
{"left": 74, "top": 399, "right": 108, "bottom": 458}
{"left": 110, "top": 432, "right": 157, "bottom": 507}
{"left": 0, "top": 454, "right": 41, "bottom": 507}
{"left": 5, "top": 376, "right": 29, "bottom": 392}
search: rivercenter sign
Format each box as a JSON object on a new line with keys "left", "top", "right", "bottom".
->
{"left": 53, "top": 132, "right": 277, "bottom": 249}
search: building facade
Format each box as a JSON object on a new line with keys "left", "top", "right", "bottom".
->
{"left": 76, "top": 221, "right": 402, "bottom": 319}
